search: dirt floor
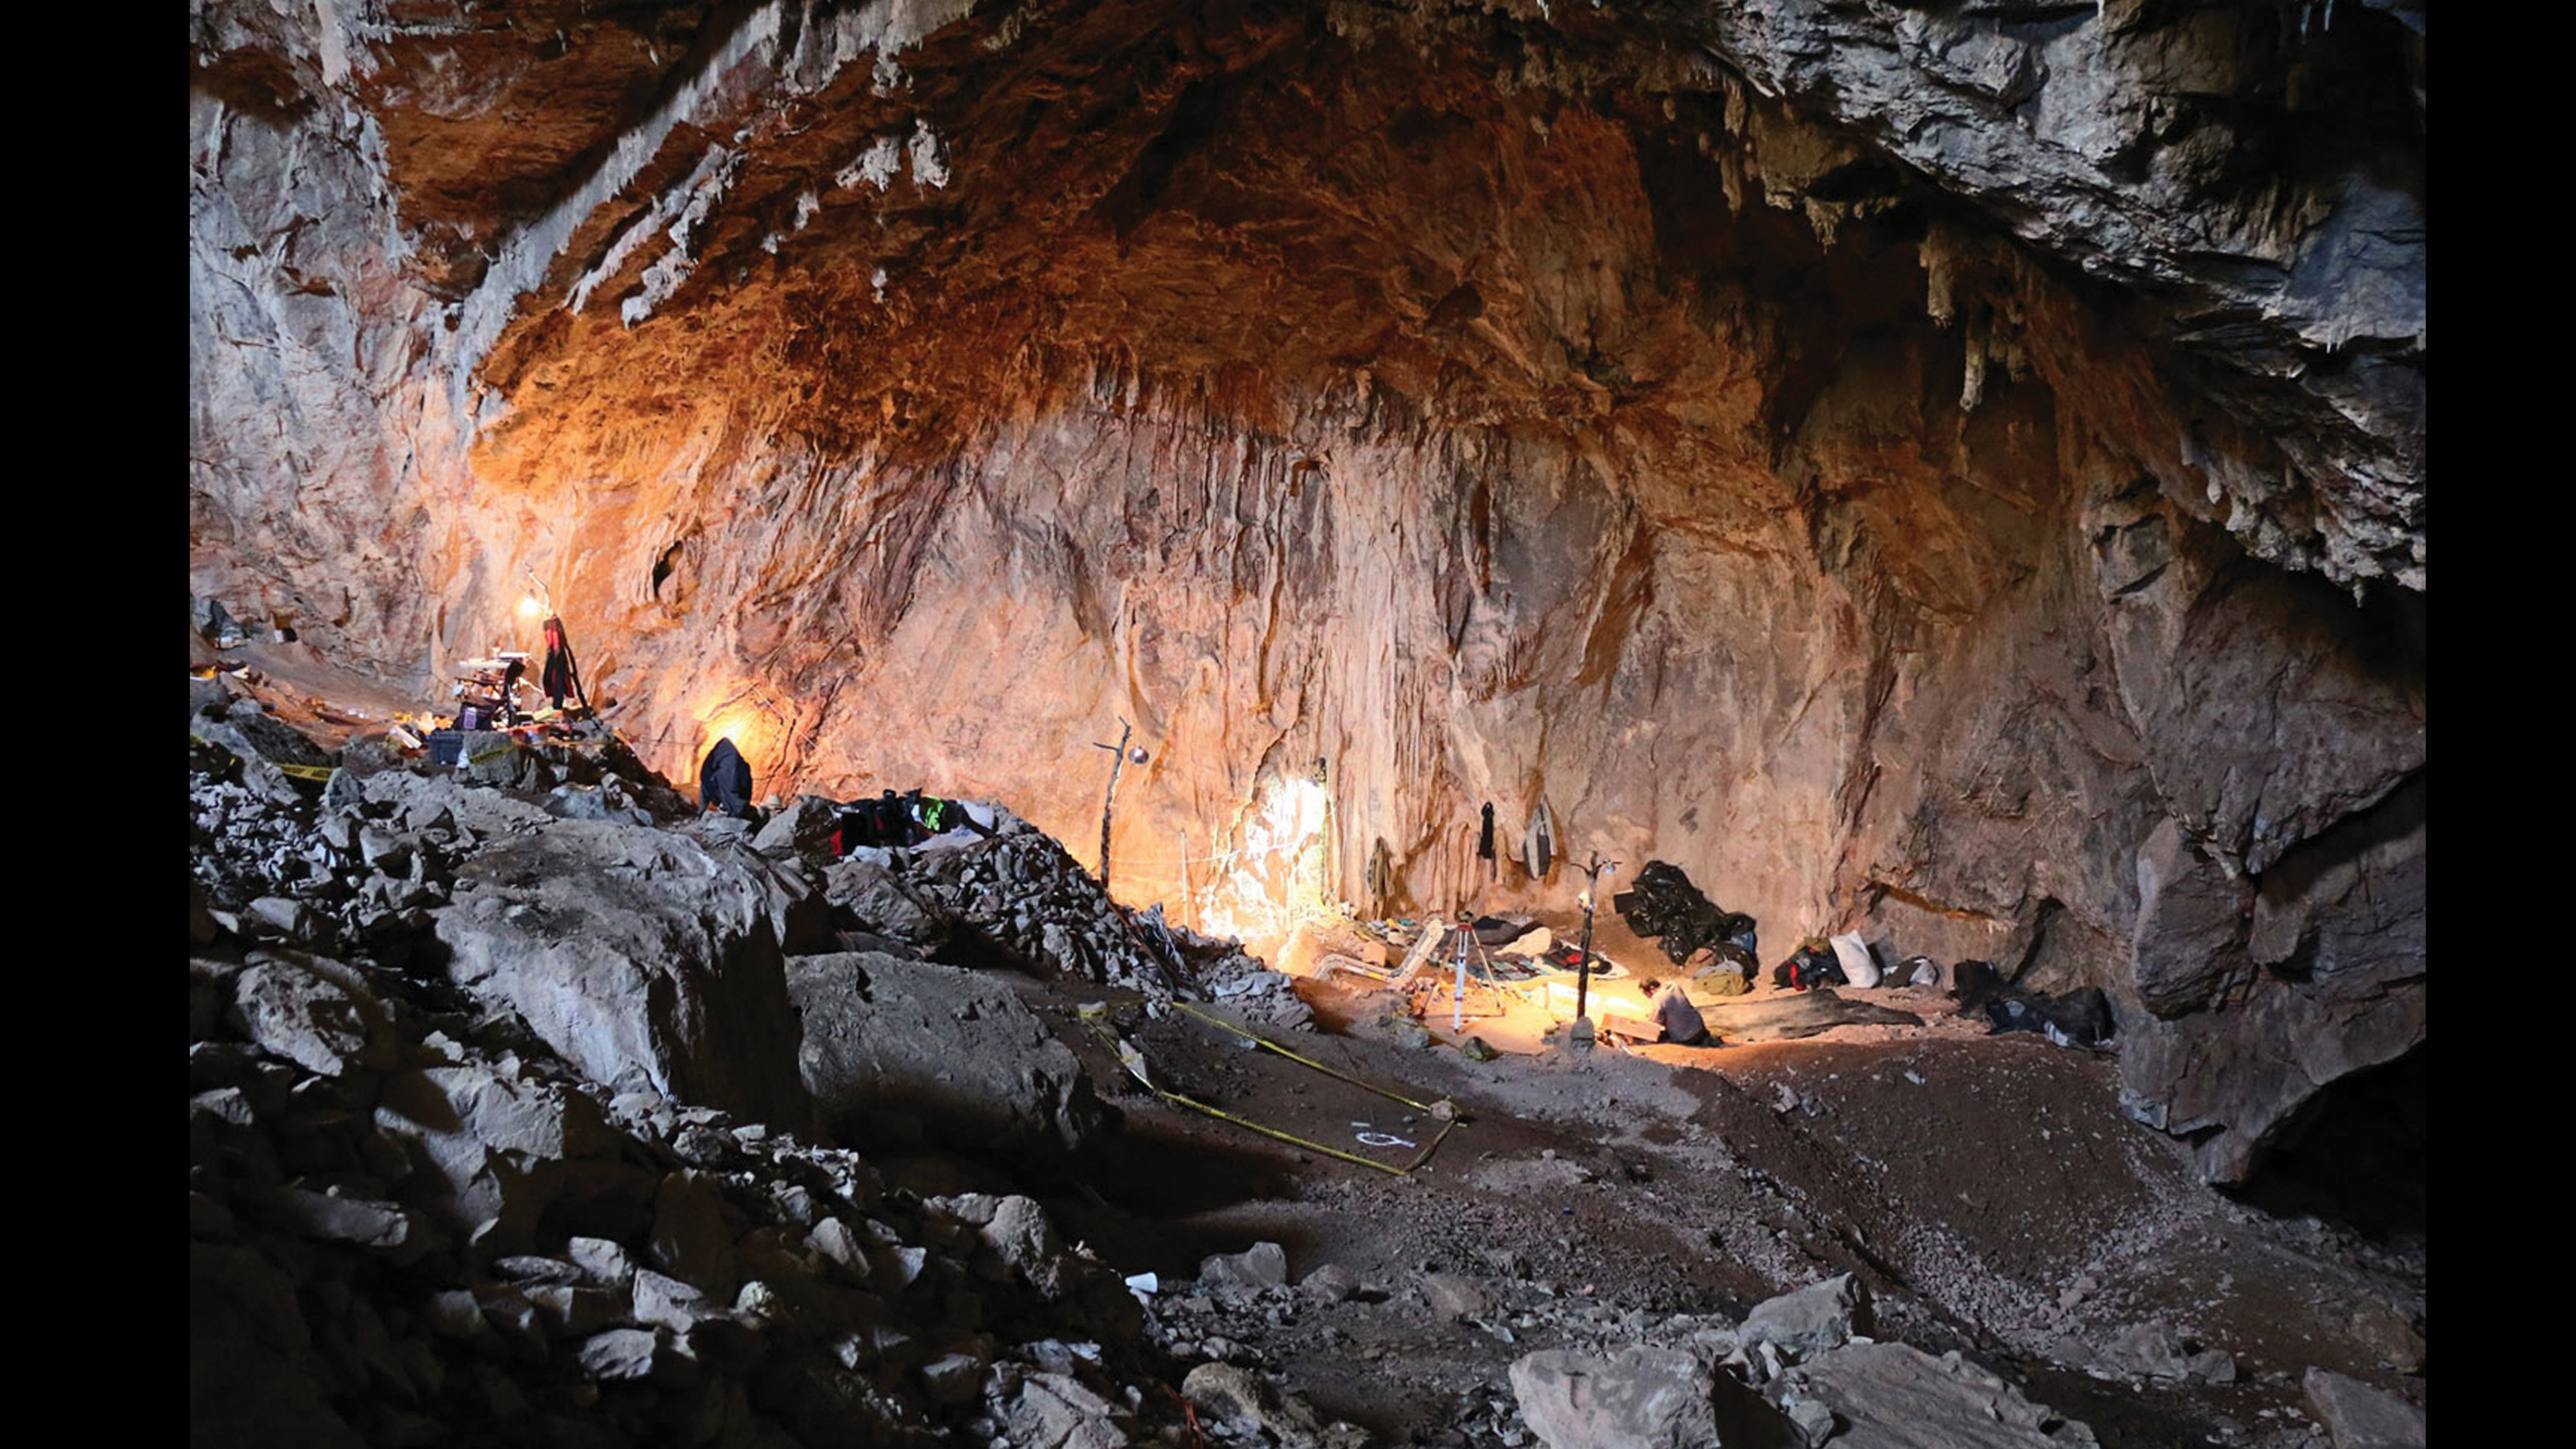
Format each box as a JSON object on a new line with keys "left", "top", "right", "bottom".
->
{"left": 947, "top": 957, "right": 2424, "bottom": 1449}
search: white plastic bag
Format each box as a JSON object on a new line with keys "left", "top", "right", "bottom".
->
{"left": 1829, "top": 932, "right": 1881, "bottom": 988}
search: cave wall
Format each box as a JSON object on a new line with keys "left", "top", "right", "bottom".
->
{"left": 189, "top": 0, "right": 2424, "bottom": 1185}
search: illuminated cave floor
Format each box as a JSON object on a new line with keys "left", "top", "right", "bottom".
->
{"left": 960, "top": 966, "right": 2422, "bottom": 1449}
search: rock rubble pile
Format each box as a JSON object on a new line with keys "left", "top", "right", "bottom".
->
{"left": 193, "top": 934, "right": 1179, "bottom": 1449}
{"left": 191, "top": 692, "right": 1331, "bottom": 1448}
{"left": 816, "top": 813, "right": 1312, "bottom": 1030}
{"left": 1138, "top": 1249, "right": 2105, "bottom": 1449}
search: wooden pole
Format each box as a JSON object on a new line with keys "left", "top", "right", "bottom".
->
{"left": 1573, "top": 851, "right": 1618, "bottom": 1040}
{"left": 1093, "top": 719, "right": 1134, "bottom": 896}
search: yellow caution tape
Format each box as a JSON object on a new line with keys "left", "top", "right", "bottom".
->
{"left": 189, "top": 735, "right": 336, "bottom": 784}
{"left": 1086, "top": 1015, "right": 1454, "bottom": 1179}
{"left": 1156, "top": 1089, "right": 1418, "bottom": 1178}
{"left": 1169, "top": 1000, "right": 1451, "bottom": 1116}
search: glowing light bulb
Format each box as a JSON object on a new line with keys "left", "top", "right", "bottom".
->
{"left": 517, "top": 595, "right": 544, "bottom": 619}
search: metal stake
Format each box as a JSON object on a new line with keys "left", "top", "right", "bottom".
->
{"left": 1572, "top": 851, "right": 1620, "bottom": 1027}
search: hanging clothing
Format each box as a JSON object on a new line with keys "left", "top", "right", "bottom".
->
{"left": 1524, "top": 801, "right": 1555, "bottom": 877}
{"left": 539, "top": 616, "right": 581, "bottom": 709}
{"left": 542, "top": 647, "right": 574, "bottom": 706}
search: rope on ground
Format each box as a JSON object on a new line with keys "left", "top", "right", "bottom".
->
{"left": 1406, "top": 1115, "right": 1460, "bottom": 1173}
{"left": 1083, "top": 1017, "right": 1424, "bottom": 1179}
{"left": 1167, "top": 1000, "right": 1451, "bottom": 1116}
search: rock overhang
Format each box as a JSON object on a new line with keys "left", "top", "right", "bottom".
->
{"left": 190, "top": 0, "right": 2423, "bottom": 1188}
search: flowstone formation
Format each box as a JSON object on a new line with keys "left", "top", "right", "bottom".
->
{"left": 190, "top": 0, "right": 2422, "bottom": 1190}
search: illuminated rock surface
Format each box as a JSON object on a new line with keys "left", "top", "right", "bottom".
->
{"left": 189, "top": 2, "right": 2422, "bottom": 1206}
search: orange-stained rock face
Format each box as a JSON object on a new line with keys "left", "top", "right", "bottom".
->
{"left": 189, "top": 0, "right": 2422, "bottom": 1182}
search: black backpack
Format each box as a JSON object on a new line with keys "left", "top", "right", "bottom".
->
{"left": 1781, "top": 946, "right": 1844, "bottom": 991}
{"left": 835, "top": 803, "right": 877, "bottom": 855}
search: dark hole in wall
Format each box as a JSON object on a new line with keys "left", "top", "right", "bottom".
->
{"left": 651, "top": 541, "right": 684, "bottom": 599}
{"left": 2230, "top": 1047, "right": 2425, "bottom": 1242}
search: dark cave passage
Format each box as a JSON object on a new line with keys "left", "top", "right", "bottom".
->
{"left": 2235, "top": 1048, "right": 2427, "bottom": 1242}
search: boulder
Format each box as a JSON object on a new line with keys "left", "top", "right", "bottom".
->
{"left": 2347, "top": 1300, "right": 2425, "bottom": 1375}
{"left": 2096, "top": 1321, "right": 2191, "bottom": 1379}
{"left": 1765, "top": 1340, "right": 2097, "bottom": 1447}
{"left": 1741, "top": 1273, "right": 1871, "bottom": 1358}
{"left": 352, "top": 766, "right": 555, "bottom": 839}
{"left": 248, "top": 1187, "right": 425, "bottom": 1260}
{"left": 433, "top": 817, "right": 815, "bottom": 1130}
{"left": 459, "top": 732, "right": 553, "bottom": 791}
{"left": 753, "top": 795, "right": 844, "bottom": 865}
{"left": 191, "top": 884, "right": 222, "bottom": 949}
{"left": 191, "top": 672, "right": 241, "bottom": 719}
{"left": 989, "top": 1366, "right": 1132, "bottom": 1449}
{"left": 541, "top": 784, "right": 653, "bottom": 825}
{"left": 229, "top": 954, "right": 388, "bottom": 1077}
{"left": 2302, "top": 1369, "right": 2426, "bottom": 1449}
{"left": 1300, "top": 1263, "right": 1362, "bottom": 1304}
{"left": 786, "top": 952, "right": 1105, "bottom": 1157}
{"left": 922, "top": 1350, "right": 986, "bottom": 1405}
{"left": 1509, "top": 1344, "right": 1752, "bottom": 1449}
{"left": 1197, "top": 1241, "right": 1289, "bottom": 1292}
{"left": 629, "top": 1269, "right": 714, "bottom": 1333}
{"left": 1423, "top": 1272, "right": 1491, "bottom": 1320}
{"left": 1181, "top": 1362, "right": 1366, "bottom": 1449}
{"left": 822, "top": 858, "right": 958, "bottom": 954}
{"left": 932, "top": 1193, "right": 1081, "bottom": 1301}
{"left": 196, "top": 700, "right": 333, "bottom": 774}
{"left": 370, "top": 1062, "right": 633, "bottom": 1245}
{"left": 335, "top": 731, "right": 415, "bottom": 781}
{"left": 578, "top": 1327, "right": 672, "bottom": 1383}
{"left": 566, "top": 1235, "right": 639, "bottom": 1288}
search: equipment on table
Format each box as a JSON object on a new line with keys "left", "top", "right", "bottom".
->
{"left": 452, "top": 653, "right": 531, "bottom": 729}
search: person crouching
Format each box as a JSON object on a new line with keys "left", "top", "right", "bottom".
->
{"left": 1641, "top": 977, "right": 1714, "bottom": 1047}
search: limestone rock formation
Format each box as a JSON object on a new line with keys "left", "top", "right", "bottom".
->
{"left": 435, "top": 814, "right": 818, "bottom": 1131}
{"left": 1764, "top": 1340, "right": 2102, "bottom": 1449}
{"left": 785, "top": 950, "right": 1109, "bottom": 1156}
{"left": 189, "top": 0, "right": 2425, "bottom": 1185}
